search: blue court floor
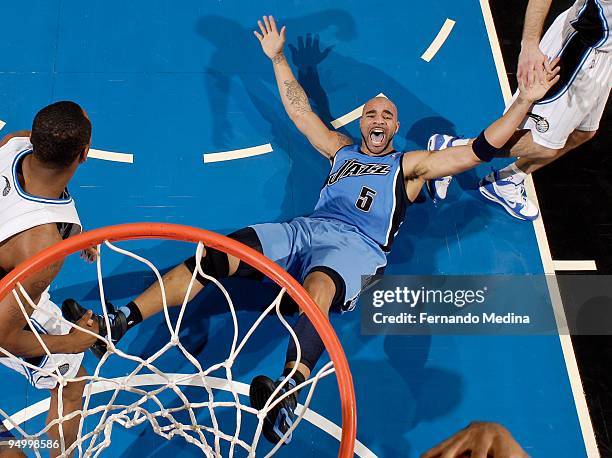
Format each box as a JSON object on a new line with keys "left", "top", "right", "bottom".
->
{"left": 0, "top": 1, "right": 589, "bottom": 456}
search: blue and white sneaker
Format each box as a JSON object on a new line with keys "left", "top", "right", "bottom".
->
{"left": 426, "top": 134, "right": 458, "bottom": 203}
{"left": 478, "top": 170, "right": 539, "bottom": 221}
{"left": 250, "top": 375, "right": 298, "bottom": 445}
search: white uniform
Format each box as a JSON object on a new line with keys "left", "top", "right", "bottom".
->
{"left": 512, "top": 0, "right": 612, "bottom": 149}
{"left": 0, "top": 137, "right": 83, "bottom": 390}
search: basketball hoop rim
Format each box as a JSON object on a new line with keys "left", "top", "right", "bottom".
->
{"left": 0, "top": 222, "right": 356, "bottom": 457}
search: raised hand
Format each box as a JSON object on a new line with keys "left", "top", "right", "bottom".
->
{"left": 421, "top": 422, "right": 529, "bottom": 458}
{"left": 253, "top": 15, "right": 286, "bottom": 60}
{"left": 517, "top": 42, "right": 548, "bottom": 87}
{"left": 518, "top": 56, "right": 560, "bottom": 103}
{"left": 80, "top": 246, "right": 98, "bottom": 264}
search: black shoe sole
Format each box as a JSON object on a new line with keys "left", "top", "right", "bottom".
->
{"left": 249, "top": 375, "right": 288, "bottom": 445}
{"left": 61, "top": 298, "right": 110, "bottom": 359}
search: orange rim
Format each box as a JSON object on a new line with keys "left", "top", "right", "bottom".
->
{"left": 0, "top": 222, "right": 356, "bottom": 457}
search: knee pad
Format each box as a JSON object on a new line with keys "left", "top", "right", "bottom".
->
{"left": 227, "top": 227, "right": 264, "bottom": 280}
{"left": 184, "top": 246, "right": 229, "bottom": 285}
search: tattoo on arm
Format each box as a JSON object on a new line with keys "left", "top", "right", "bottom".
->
{"left": 283, "top": 80, "right": 312, "bottom": 115}
{"left": 272, "top": 54, "right": 286, "bottom": 65}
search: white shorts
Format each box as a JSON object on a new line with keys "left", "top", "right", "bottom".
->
{"left": 508, "top": 10, "right": 612, "bottom": 149}
{"left": 0, "top": 290, "right": 84, "bottom": 390}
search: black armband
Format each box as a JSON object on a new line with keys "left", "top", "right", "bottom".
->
{"left": 472, "top": 130, "right": 503, "bottom": 162}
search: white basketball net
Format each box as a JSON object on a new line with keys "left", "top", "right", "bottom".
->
{"left": 0, "top": 239, "right": 337, "bottom": 457}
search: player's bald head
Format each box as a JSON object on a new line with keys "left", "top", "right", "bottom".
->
{"left": 359, "top": 96, "right": 400, "bottom": 156}
{"left": 363, "top": 97, "right": 398, "bottom": 119}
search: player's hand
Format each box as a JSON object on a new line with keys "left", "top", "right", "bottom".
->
{"left": 67, "top": 310, "right": 99, "bottom": 353}
{"left": 80, "top": 246, "right": 98, "bottom": 264}
{"left": 518, "top": 56, "right": 560, "bottom": 103}
{"left": 254, "top": 15, "right": 287, "bottom": 60}
{"left": 421, "top": 422, "right": 529, "bottom": 458}
{"left": 517, "top": 41, "right": 547, "bottom": 87}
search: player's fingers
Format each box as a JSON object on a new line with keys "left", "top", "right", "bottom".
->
{"left": 280, "top": 25, "right": 286, "bottom": 40}
{"left": 544, "top": 56, "right": 552, "bottom": 73}
{"left": 536, "top": 65, "right": 546, "bottom": 84}
{"left": 263, "top": 15, "right": 271, "bottom": 33}
{"left": 549, "top": 74, "right": 560, "bottom": 87}
{"left": 440, "top": 439, "right": 467, "bottom": 458}
{"left": 470, "top": 437, "right": 492, "bottom": 458}
{"left": 528, "top": 68, "right": 536, "bottom": 88}
{"left": 547, "top": 56, "right": 561, "bottom": 73}
{"left": 421, "top": 436, "right": 461, "bottom": 458}
{"left": 471, "top": 449, "right": 489, "bottom": 458}
{"left": 253, "top": 30, "right": 263, "bottom": 42}
{"left": 257, "top": 20, "right": 266, "bottom": 36}
{"left": 269, "top": 15, "right": 278, "bottom": 33}
{"left": 548, "top": 64, "right": 561, "bottom": 80}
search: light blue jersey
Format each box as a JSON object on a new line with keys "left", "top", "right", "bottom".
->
{"left": 250, "top": 144, "right": 410, "bottom": 311}
{"left": 310, "top": 144, "right": 408, "bottom": 251}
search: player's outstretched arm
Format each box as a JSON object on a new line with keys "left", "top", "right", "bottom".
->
{"left": 518, "top": 0, "right": 552, "bottom": 87}
{"left": 254, "top": 15, "right": 352, "bottom": 159}
{"left": 404, "top": 58, "right": 560, "bottom": 181}
{"left": 0, "top": 227, "right": 98, "bottom": 358}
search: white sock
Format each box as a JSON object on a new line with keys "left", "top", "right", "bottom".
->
{"left": 498, "top": 162, "right": 527, "bottom": 183}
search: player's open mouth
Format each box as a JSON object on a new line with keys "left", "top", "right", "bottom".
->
{"left": 369, "top": 129, "right": 385, "bottom": 146}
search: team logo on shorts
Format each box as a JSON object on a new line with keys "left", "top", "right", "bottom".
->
{"left": 1, "top": 176, "right": 10, "bottom": 196}
{"left": 58, "top": 363, "right": 70, "bottom": 375}
{"left": 528, "top": 113, "right": 549, "bottom": 133}
{"left": 327, "top": 159, "right": 391, "bottom": 185}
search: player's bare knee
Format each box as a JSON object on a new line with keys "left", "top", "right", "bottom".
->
{"left": 303, "top": 272, "right": 336, "bottom": 314}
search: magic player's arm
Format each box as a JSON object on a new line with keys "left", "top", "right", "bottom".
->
{"left": 0, "top": 131, "right": 31, "bottom": 148}
{"left": 254, "top": 15, "right": 352, "bottom": 159}
{"left": 0, "top": 225, "right": 98, "bottom": 358}
{"left": 402, "top": 58, "right": 560, "bottom": 186}
{"left": 518, "top": 0, "right": 553, "bottom": 86}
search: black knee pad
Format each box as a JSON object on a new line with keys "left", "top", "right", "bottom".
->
{"left": 184, "top": 246, "right": 229, "bottom": 285}
{"left": 227, "top": 227, "right": 264, "bottom": 280}
{"left": 184, "top": 227, "right": 264, "bottom": 284}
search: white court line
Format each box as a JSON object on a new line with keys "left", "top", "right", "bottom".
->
{"left": 330, "top": 93, "right": 387, "bottom": 129}
{"left": 203, "top": 143, "right": 273, "bottom": 164}
{"left": 553, "top": 260, "right": 598, "bottom": 271}
{"left": 421, "top": 19, "right": 456, "bottom": 62}
{"left": 88, "top": 148, "right": 134, "bottom": 164}
{"left": 0, "top": 120, "right": 5, "bottom": 131}
{"left": 479, "top": 1, "right": 600, "bottom": 456}
{"left": 2, "top": 373, "right": 377, "bottom": 458}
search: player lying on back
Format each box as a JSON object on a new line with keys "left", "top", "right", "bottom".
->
{"left": 63, "top": 16, "right": 560, "bottom": 446}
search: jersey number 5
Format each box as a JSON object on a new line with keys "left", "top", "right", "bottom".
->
{"left": 356, "top": 186, "right": 376, "bottom": 212}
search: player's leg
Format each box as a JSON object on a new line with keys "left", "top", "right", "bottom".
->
{"left": 511, "top": 129, "right": 598, "bottom": 174}
{"left": 46, "top": 366, "right": 87, "bottom": 458}
{"left": 283, "top": 271, "right": 336, "bottom": 379}
{"left": 62, "top": 227, "right": 265, "bottom": 357}
{"left": 249, "top": 269, "right": 337, "bottom": 445}
{"left": 0, "top": 423, "right": 25, "bottom": 458}
{"left": 478, "top": 128, "right": 594, "bottom": 220}
{"left": 249, "top": 220, "right": 385, "bottom": 445}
